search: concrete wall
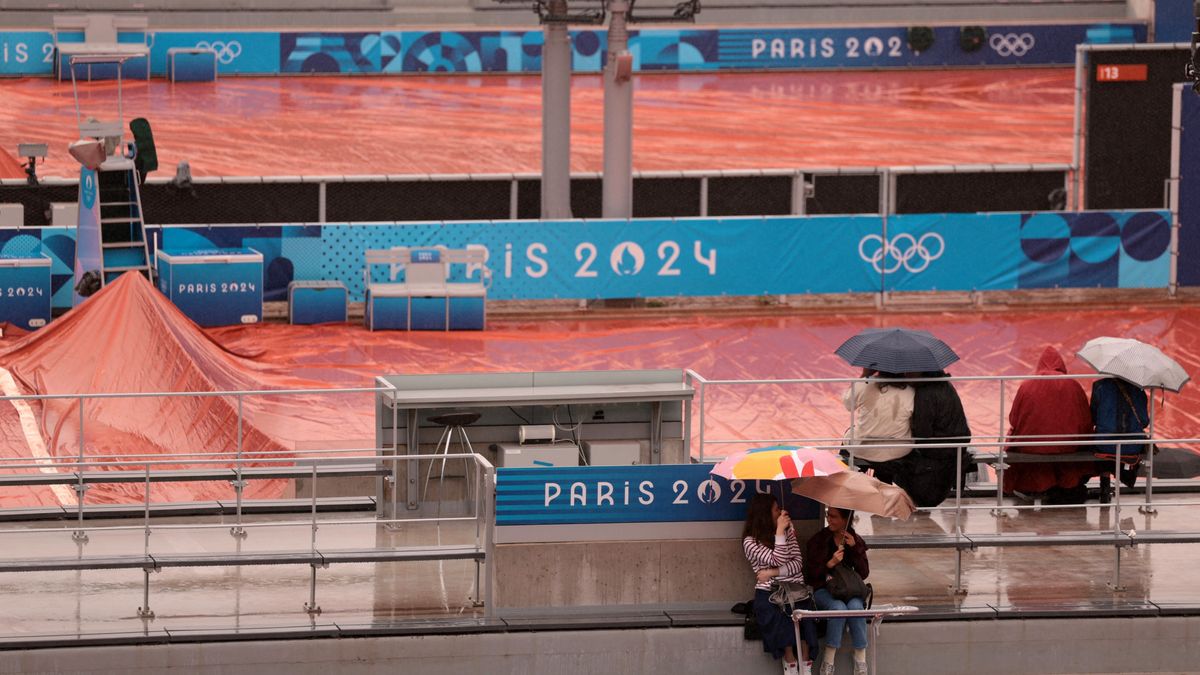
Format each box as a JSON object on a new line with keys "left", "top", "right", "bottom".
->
{"left": 4, "top": 617, "right": 1198, "bottom": 674}
{"left": 493, "top": 519, "right": 823, "bottom": 608}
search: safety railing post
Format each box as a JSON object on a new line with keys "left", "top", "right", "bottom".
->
{"left": 230, "top": 393, "right": 246, "bottom": 538}
{"left": 137, "top": 461, "right": 156, "bottom": 619}
{"left": 951, "top": 439, "right": 966, "bottom": 595}
{"left": 71, "top": 396, "right": 89, "bottom": 543}
{"left": 484, "top": 461, "right": 495, "bottom": 616}
{"left": 697, "top": 380, "right": 706, "bottom": 463}
{"left": 1140, "top": 391, "right": 1157, "bottom": 515}
{"left": 992, "top": 380, "right": 1008, "bottom": 517}
{"left": 304, "top": 461, "right": 323, "bottom": 614}
{"left": 1108, "top": 445, "right": 1127, "bottom": 592}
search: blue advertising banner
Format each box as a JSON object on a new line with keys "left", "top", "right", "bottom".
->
{"left": 0, "top": 22, "right": 1145, "bottom": 76}
{"left": 151, "top": 31, "right": 280, "bottom": 76}
{"left": 1, "top": 209, "right": 1172, "bottom": 310}
{"left": 882, "top": 211, "right": 1171, "bottom": 292}
{"left": 1178, "top": 87, "right": 1200, "bottom": 287}
{"left": 0, "top": 31, "right": 55, "bottom": 75}
{"left": 496, "top": 463, "right": 817, "bottom": 526}
{"left": 0, "top": 255, "right": 52, "bottom": 329}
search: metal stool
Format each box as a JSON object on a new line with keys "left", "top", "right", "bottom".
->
{"left": 422, "top": 410, "right": 481, "bottom": 508}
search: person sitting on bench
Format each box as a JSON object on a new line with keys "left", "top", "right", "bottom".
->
{"left": 1004, "top": 346, "right": 1096, "bottom": 504}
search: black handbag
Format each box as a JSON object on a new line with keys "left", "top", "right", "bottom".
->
{"left": 827, "top": 563, "right": 869, "bottom": 602}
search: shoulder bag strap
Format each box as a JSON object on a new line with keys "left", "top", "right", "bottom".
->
{"left": 1115, "top": 381, "right": 1146, "bottom": 428}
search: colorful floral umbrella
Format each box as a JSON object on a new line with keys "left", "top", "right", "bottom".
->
{"left": 710, "top": 445, "right": 848, "bottom": 481}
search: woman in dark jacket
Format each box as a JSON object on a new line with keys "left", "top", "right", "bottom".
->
{"left": 902, "top": 370, "right": 972, "bottom": 507}
{"left": 804, "top": 506, "right": 870, "bottom": 675}
{"left": 1091, "top": 376, "right": 1151, "bottom": 488}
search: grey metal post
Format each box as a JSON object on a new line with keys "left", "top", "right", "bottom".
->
{"left": 1072, "top": 45, "right": 1086, "bottom": 210}
{"left": 317, "top": 181, "right": 327, "bottom": 224}
{"left": 138, "top": 462, "right": 155, "bottom": 619}
{"left": 697, "top": 381, "right": 706, "bottom": 463}
{"left": 994, "top": 380, "right": 1008, "bottom": 516}
{"left": 877, "top": 171, "right": 890, "bottom": 302}
{"left": 1109, "top": 448, "right": 1123, "bottom": 588}
{"left": 541, "top": 0, "right": 573, "bottom": 219}
{"left": 484, "top": 462, "right": 495, "bottom": 616}
{"left": 231, "top": 394, "right": 246, "bottom": 537}
{"left": 602, "top": 0, "right": 633, "bottom": 218}
{"left": 305, "top": 461, "right": 322, "bottom": 614}
{"left": 72, "top": 396, "right": 88, "bottom": 543}
{"left": 1141, "top": 390, "right": 1158, "bottom": 515}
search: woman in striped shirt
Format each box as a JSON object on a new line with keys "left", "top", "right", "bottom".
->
{"left": 743, "top": 492, "right": 814, "bottom": 675}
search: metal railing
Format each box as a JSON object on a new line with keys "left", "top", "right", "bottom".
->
{"left": 0, "top": 448, "right": 496, "bottom": 618}
{"left": 0, "top": 162, "right": 1071, "bottom": 225}
{"left": 792, "top": 605, "right": 919, "bottom": 675}
{"left": 685, "top": 369, "right": 1200, "bottom": 592}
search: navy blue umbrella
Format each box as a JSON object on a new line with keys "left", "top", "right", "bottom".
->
{"left": 835, "top": 328, "right": 959, "bottom": 374}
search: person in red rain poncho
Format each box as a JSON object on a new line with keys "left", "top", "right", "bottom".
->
{"left": 1003, "top": 346, "right": 1097, "bottom": 503}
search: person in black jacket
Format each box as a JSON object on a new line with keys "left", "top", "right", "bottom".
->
{"left": 899, "top": 370, "right": 973, "bottom": 507}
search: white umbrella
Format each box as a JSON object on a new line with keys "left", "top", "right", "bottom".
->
{"left": 1076, "top": 337, "right": 1190, "bottom": 393}
{"left": 1077, "top": 336, "right": 1189, "bottom": 513}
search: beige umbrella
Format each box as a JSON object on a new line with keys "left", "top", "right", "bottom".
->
{"left": 790, "top": 471, "right": 917, "bottom": 520}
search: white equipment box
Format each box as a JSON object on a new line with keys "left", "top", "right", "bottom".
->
{"left": 583, "top": 441, "right": 641, "bottom": 466}
{"left": 498, "top": 443, "right": 580, "bottom": 469}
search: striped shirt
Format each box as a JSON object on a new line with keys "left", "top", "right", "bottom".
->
{"left": 743, "top": 528, "right": 807, "bottom": 591}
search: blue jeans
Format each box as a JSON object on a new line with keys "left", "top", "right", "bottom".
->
{"left": 813, "top": 587, "right": 868, "bottom": 649}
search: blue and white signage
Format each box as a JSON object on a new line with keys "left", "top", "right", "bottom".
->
{"left": 0, "top": 254, "right": 52, "bottom": 329}
{"left": 155, "top": 247, "right": 263, "bottom": 326}
{"left": 496, "top": 463, "right": 816, "bottom": 527}
{"left": 0, "top": 22, "right": 1145, "bottom": 77}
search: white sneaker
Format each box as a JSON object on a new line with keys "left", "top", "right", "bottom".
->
{"left": 801, "top": 661, "right": 814, "bottom": 675}
{"left": 853, "top": 660, "right": 868, "bottom": 675}
{"left": 783, "top": 661, "right": 800, "bottom": 675}
{"left": 820, "top": 662, "right": 836, "bottom": 675}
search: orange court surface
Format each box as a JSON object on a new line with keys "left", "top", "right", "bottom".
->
{"left": 0, "top": 67, "right": 1074, "bottom": 179}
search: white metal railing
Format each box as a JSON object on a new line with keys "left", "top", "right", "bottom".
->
{"left": 792, "top": 605, "right": 919, "bottom": 675}
{"left": 686, "top": 369, "right": 1200, "bottom": 592}
{"left": 0, "top": 448, "right": 496, "bottom": 619}
{"left": 0, "top": 385, "right": 387, "bottom": 534}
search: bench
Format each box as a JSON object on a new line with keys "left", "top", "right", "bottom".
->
{"left": 972, "top": 449, "right": 1123, "bottom": 504}
{"left": 364, "top": 246, "right": 488, "bottom": 331}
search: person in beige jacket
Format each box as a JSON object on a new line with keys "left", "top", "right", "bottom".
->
{"left": 842, "top": 368, "right": 914, "bottom": 483}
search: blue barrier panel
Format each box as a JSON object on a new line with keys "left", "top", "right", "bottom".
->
{"left": 159, "top": 216, "right": 885, "bottom": 301}
{"left": 0, "top": 254, "right": 52, "bottom": 329}
{"left": 881, "top": 211, "right": 1170, "bottom": 292}
{"left": 1155, "top": 0, "right": 1195, "bottom": 43}
{"left": 0, "top": 23, "right": 1146, "bottom": 76}
{"left": 1179, "top": 89, "right": 1200, "bottom": 287}
{"left": 2, "top": 210, "right": 1170, "bottom": 309}
{"left": 150, "top": 31, "right": 279, "bottom": 75}
{"left": 496, "top": 463, "right": 818, "bottom": 526}
{"left": 0, "top": 32, "right": 55, "bottom": 75}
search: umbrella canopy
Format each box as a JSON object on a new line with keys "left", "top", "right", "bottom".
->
{"left": 710, "top": 445, "right": 847, "bottom": 481}
{"left": 835, "top": 328, "right": 959, "bottom": 374}
{"left": 1076, "top": 337, "right": 1190, "bottom": 393}
{"left": 1150, "top": 446, "right": 1200, "bottom": 479}
{"left": 790, "top": 471, "right": 917, "bottom": 520}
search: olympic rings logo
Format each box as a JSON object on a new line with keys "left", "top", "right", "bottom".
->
{"left": 989, "top": 33, "right": 1036, "bottom": 57}
{"left": 196, "top": 40, "right": 243, "bottom": 64}
{"left": 858, "top": 233, "right": 945, "bottom": 274}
